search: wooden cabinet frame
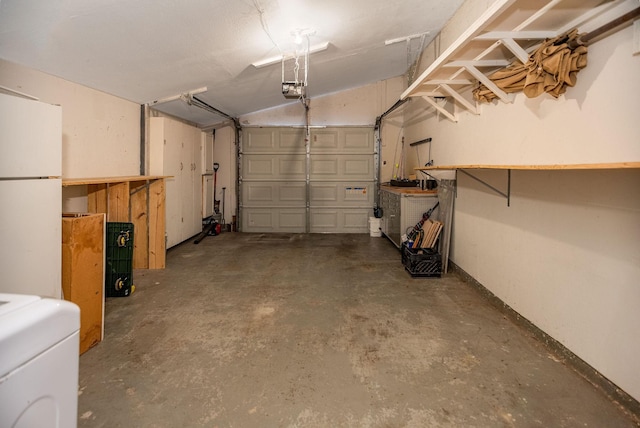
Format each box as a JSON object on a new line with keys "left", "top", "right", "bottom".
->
{"left": 63, "top": 176, "right": 168, "bottom": 269}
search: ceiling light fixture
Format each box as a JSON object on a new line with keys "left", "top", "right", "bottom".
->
{"left": 251, "top": 42, "right": 330, "bottom": 68}
{"left": 291, "top": 28, "right": 315, "bottom": 45}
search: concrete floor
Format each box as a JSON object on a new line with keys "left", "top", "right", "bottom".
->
{"left": 79, "top": 233, "right": 639, "bottom": 427}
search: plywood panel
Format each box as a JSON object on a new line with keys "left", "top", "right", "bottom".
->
{"left": 148, "top": 179, "right": 166, "bottom": 269}
{"left": 87, "top": 184, "right": 108, "bottom": 215}
{"left": 67, "top": 176, "right": 167, "bottom": 270}
{"left": 108, "top": 181, "right": 130, "bottom": 222}
{"left": 130, "top": 181, "right": 149, "bottom": 269}
{"left": 61, "top": 213, "right": 104, "bottom": 355}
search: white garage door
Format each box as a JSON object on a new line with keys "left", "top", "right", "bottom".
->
{"left": 241, "top": 127, "right": 376, "bottom": 233}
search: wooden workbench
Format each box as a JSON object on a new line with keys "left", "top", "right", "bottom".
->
{"left": 380, "top": 184, "right": 438, "bottom": 196}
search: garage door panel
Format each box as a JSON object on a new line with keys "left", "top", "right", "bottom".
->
{"left": 310, "top": 158, "right": 338, "bottom": 175}
{"left": 242, "top": 154, "right": 306, "bottom": 180}
{"left": 246, "top": 184, "right": 274, "bottom": 202}
{"left": 310, "top": 182, "right": 374, "bottom": 207}
{"left": 344, "top": 130, "right": 373, "bottom": 150}
{"left": 244, "top": 210, "right": 275, "bottom": 230}
{"left": 245, "top": 129, "right": 277, "bottom": 152}
{"left": 280, "top": 129, "right": 306, "bottom": 151}
{"left": 244, "top": 157, "right": 275, "bottom": 176}
{"left": 344, "top": 158, "right": 372, "bottom": 176}
{"left": 310, "top": 208, "right": 370, "bottom": 233}
{"left": 281, "top": 183, "right": 306, "bottom": 202}
{"left": 310, "top": 155, "right": 373, "bottom": 180}
{"left": 279, "top": 157, "right": 306, "bottom": 176}
{"left": 311, "top": 210, "right": 338, "bottom": 228}
{"left": 310, "top": 184, "right": 338, "bottom": 202}
{"left": 279, "top": 210, "right": 306, "bottom": 230}
{"left": 243, "top": 182, "right": 305, "bottom": 206}
{"left": 242, "top": 208, "right": 306, "bottom": 233}
{"left": 244, "top": 128, "right": 305, "bottom": 153}
{"left": 310, "top": 128, "right": 374, "bottom": 153}
{"left": 311, "top": 132, "right": 339, "bottom": 150}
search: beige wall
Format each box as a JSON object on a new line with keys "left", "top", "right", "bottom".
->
{"left": 212, "top": 126, "right": 237, "bottom": 226}
{"left": 0, "top": 59, "right": 140, "bottom": 178}
{"left": 0, "top": 59, "right": 141, "bottom": 212}
{"left": 403, "top": 3, "right": 640, "bottom": 402}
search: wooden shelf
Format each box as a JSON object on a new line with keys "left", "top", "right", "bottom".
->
{"left": 416, "top": 162, "right": 639, "bottom": 207}
{"left": 416, "top": 162, "right": 640, "bottom": 171}
{"left": 63, "top": 175, "right": 167, "bottom": 269}
{"left": 62, "top": 175, "right": 169, "bottom": 186}
{"left": 380, "top": 185, "right": 438, "bottom": 196}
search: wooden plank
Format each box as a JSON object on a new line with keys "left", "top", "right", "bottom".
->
{"left": 416, "top": 162, "right": 640, "bottom": 171}
{"left": 401, "top": 0, "right": 517, "bottom": 99}
{"left": 87, "top": 184, "right": 108, "bottom": 214}
{"left": 420, "top": 79, "right": 473, "bottom": 85}
{"left": 456, "top": 63, "right": 513, "bottom": 104}
{"left": 473, "top": 31, "right": 556, "bottom": 40}
{"left": 148, "top": 179, "right": 166, "bottom": 269}
{"left": 130, "top": 181, "right": 149, "bottom": 269}
{"left": 422, "top": 96, "right": 458, "bottom": 122}
{"left": 499, "top": 38, "right": 530, "bottom": 64}
{"left": 62, "top": 213, "right": 104, "bottom": 355}
{"left": 380, "top": 185, "right": 438, "bottom": 196}
{"left": 440, "top": 84, "right": 479, "bottom": 115}
{"left": 107, "top": 182, "right": 130, "bottom": 222}
{"left": 62, "top": 175, "right": 170, "bottom": 186}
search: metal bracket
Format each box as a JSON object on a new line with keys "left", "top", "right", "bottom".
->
{"left": 418, "top": 170, "right": 439, "bottom": 182}
{"left": 458, "top": 168, "right": 511, "bottom": 206}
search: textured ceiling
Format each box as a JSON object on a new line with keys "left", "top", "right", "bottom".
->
{"left": 0, "top": 0, "right": 466, "bottom": 126}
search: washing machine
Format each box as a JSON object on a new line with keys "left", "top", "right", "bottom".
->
{"left": 0, "top": 293, "right": 80, "bottom": 428}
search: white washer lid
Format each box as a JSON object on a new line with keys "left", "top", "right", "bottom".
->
{"left": 0, "top": 293, "right": 79, "bottom": 376}
{"left": 0, "top": 294, "right": 41, "bottom": 316}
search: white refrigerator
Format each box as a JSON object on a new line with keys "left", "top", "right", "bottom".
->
{"left": 0, "top": 92, "right": 62, "bottom": 299}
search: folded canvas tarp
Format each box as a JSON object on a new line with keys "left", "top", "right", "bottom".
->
{"left": 473, "top": 29, "right": 588, "bottom": 102}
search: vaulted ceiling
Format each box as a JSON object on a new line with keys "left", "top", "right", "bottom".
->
{"left": 0, "top": 0, "right": 465, "bottom": 126}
